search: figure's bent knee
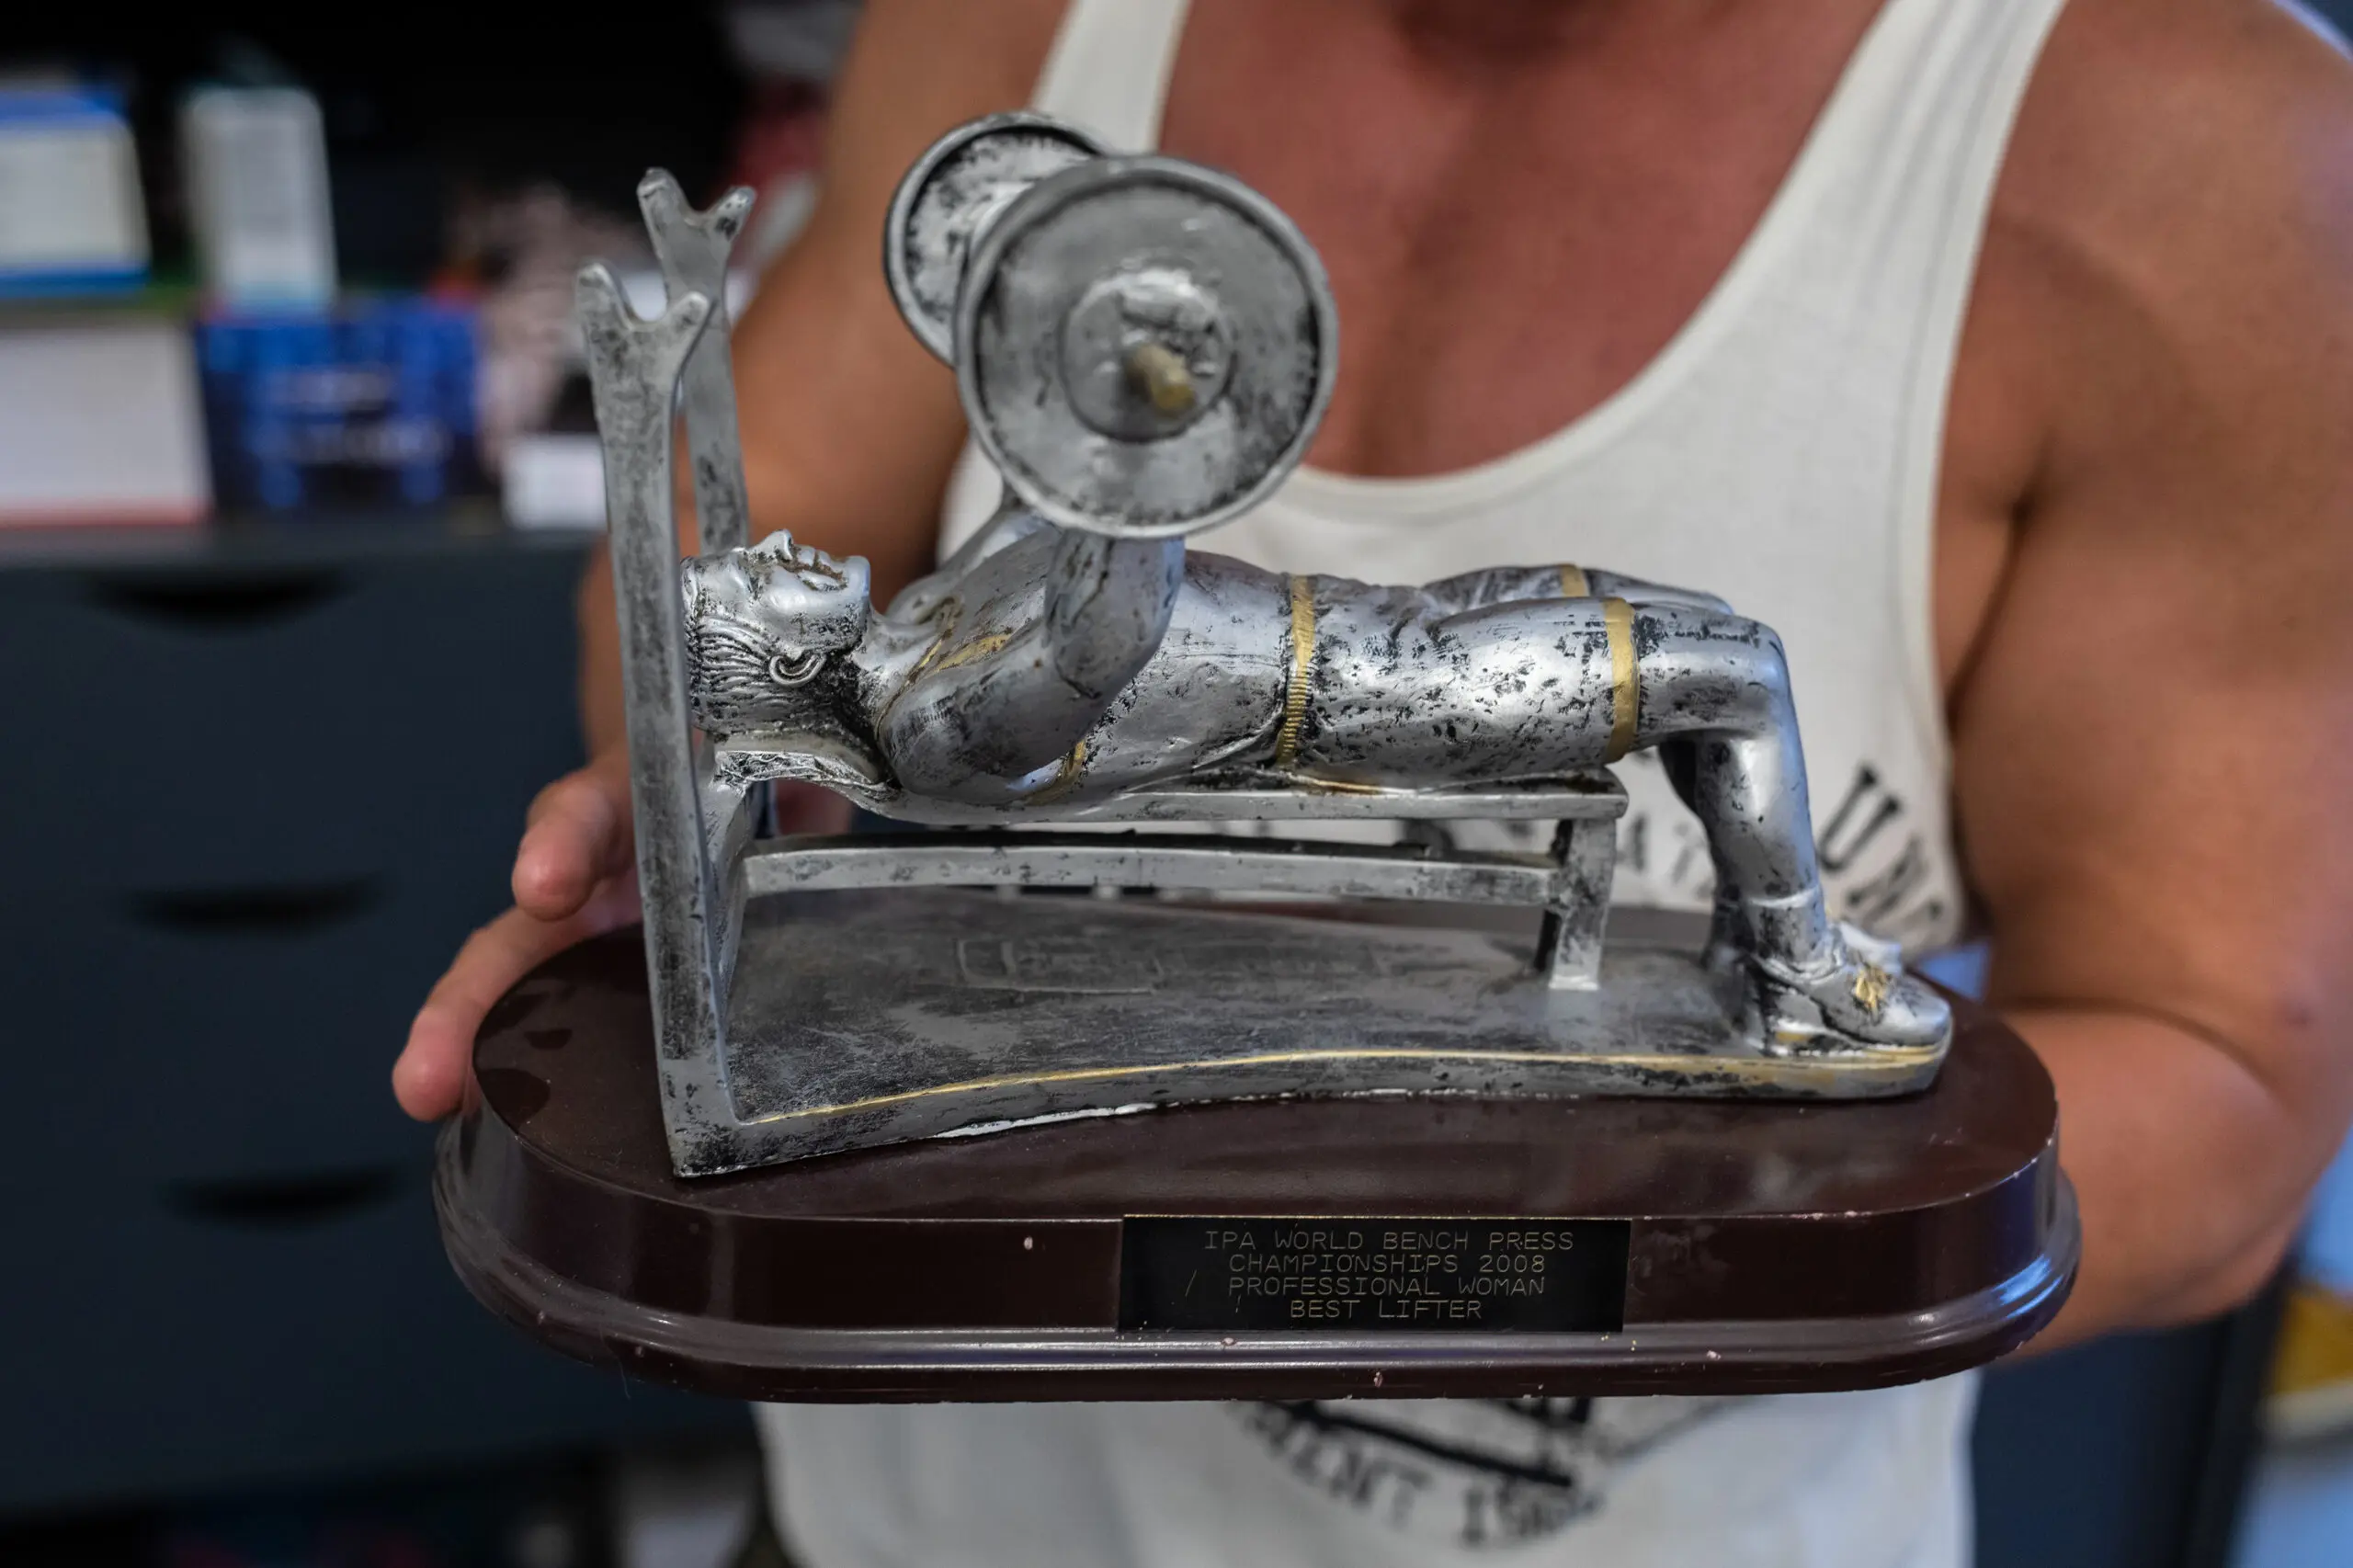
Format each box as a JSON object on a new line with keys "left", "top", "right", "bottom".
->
{"left": 1586, "top": 568, "right": 1733, "bottom": 616}
{"left": 1632, "top": 608, "right": 1795, "bottom": 741}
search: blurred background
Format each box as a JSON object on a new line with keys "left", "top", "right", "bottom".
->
{"left": 0, "top": 2, "right": 2350, "bottom": 1564}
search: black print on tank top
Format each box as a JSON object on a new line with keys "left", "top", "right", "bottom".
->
{"left": 1234, "top": 1397, "right": 1724, "bottom": 1549}
{"left": 1617, "top": 755, "right": 1952, "bottom": 949}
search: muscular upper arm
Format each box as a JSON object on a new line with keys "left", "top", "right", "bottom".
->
{"left": 728, "top": 0, "right": 1066, "bottom": 597}
{"left": 885, "top": 531, "right": 1183, "bottom": 790}
{"left": 1950, "top": 0, "right": 2353, "bottom": 1294}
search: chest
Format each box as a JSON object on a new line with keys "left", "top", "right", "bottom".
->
{"left": 1158, "top": 0, "right": 1878, "bottom": 476}
{"left": 1153, "top": 0, "right": 2027, "bottom": 690}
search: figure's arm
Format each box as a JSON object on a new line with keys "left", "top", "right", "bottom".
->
{"left": 884, "top": 494, "right": 1052, "bottom": 620}
{"left": 1419, "top": 564, "right": 1730, "bottom": 616}
{"left": 1950, "top": 1, "right": 2353, "bottom": 1347}
{"left": 884, "top": 529, "right": 1184, "bottom": 792}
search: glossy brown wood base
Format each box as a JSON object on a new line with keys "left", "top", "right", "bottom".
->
{"left": 435, "top": 917, "right": 2076, "bottom": 1401}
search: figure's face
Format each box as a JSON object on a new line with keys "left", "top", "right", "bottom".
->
{"left": 682, "top": 534, "right": 873, "bottom": 735}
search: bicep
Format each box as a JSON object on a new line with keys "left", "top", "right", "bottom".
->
{"left": 1420, "top": 566, "right": 1571, "bottom": 613}
{"left": 1949, "top": 339, "right": 2353, "bottom": 1229}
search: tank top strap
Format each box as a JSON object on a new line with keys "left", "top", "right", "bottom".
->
{"left": 1032, "top": 0, "right": 1189, "bottom": 152}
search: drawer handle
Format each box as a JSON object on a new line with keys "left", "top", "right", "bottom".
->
{"left": 128, "top": 877, "right": 382, "bottom": 936}
{"left": 166, "top": 1166, "right": 404, "bottom": 1229}
{"left": 87, "top": 567, "right": 350, "bottom": 631}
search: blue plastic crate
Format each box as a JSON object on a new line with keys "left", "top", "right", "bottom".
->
{"left": 197, "top": 299, "right": 484, "bottom": 513}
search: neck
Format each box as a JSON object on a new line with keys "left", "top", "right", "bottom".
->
{"left": 1386, "top": 0, "right": 1630, "bottom": 55}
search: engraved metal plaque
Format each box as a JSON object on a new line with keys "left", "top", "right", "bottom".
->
{"left": 1118, "top": 1217, "right": 1632, "bottom": 1333}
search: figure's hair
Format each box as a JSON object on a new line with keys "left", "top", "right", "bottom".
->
{"left": 685, "top": 597, "right": 798, "bottom": 733}
{"left": 680, "top": 534, "right": 874, "bottom": 738}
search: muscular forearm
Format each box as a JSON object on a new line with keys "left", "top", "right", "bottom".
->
{"left": 1044, "top": 530, "right": 1184, "bottom": 699}
{"left": 2011, "top": 1004, "right": 2327, "bottom": 1350}
{"left": 882, "top": 530, "right": 1182, "bottom": 790}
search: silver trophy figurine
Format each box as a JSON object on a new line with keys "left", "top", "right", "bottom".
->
{"left": 579, "top": 114, "right": 1953, "bottom": 1179}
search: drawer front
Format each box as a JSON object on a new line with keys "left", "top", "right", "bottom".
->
{"left": 0, "top": 1176, "right": 740, "bottom": 1513}
{"left": 1, "top": 870, "right": 519, "bottom": 1186}
{"left": 0, "top": 546, "right": 585, "bottom": 893}
{"left": 0, "top": 540, "right": 735, "bottom": 1514}
{"left": 0, "top": 539, "right": 590, "bottom": 1187}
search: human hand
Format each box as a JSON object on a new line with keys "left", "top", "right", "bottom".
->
{"left": 393, "top": 758, "right": 851, "bottom": 1120}
{"left": 394, "top": 752, "right": 640, "bottom": 1119}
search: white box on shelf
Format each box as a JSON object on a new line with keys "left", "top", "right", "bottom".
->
{"left": 0, "top": 318, "right": 210, "bottom": 526}
{"left": 504, "top": 432, "right": 607, "bottom": 531}
{"left": 181, "top": 87, "right": 337, "bottom": 310}
{"left": 0, "top": 89, "right": 150, "bottom": 293}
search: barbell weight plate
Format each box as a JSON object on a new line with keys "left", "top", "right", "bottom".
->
{"left": 956, "top": 156, "right": 1338, "bottom": 539}
{"left": 884, "top": 112, "right": 1108, "bottom": 363}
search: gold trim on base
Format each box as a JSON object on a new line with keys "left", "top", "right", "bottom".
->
{"left": 754, "top": 1041, "right": 1947, "bottom": 1124}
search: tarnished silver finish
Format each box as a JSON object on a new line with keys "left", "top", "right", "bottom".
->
{"left": 884, "top": 112, "right": 1106, "bottom": 362}
{"left": 740, "top": 815, "right": 1621, "bottom": 989}
{"left": 574, "top": 261, "right": 735, "bottom": 1140}
{"left": 883, "top": 115, "right": 1336, "bottom": 539}
{"left": 637, "top": 172, "right": 756, "bottom": 554}
{"left": 583, "top": 114, "right": 1954, "bottom": 1178}
{"left": 707, "top": 893, "right": 1948, "bottom": 1167}
{"left": 1540, "top": 818, "right": 1618, "bottom": 992}
{"left": 959, "top": 158, "right": 1336, "bottom": 536}
{"left": 678, "top": 530, "right": 1940, "bottom": 1050}
{"left": 1060, "top": 267, "right": 1233, "bottom": 441}
{"left": 708, "top": 764, "right": 1624, "bottom": 826}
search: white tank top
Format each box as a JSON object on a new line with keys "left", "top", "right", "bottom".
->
{"left": 764, "top": 1, "right": 2066, "bottom": 1563}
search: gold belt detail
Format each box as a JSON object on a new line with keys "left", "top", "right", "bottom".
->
{"left": 1559, "top": 563, "right": 1591, "bottom": 598}
{"left": 1275, "top": 574, "right": 1316, "bottom": 772}
{"left": 1027, "top": 739, "right": 1088, "bottom": 804}
{"left": 1603, "top": 596, "right": 1639, "bottom": 763}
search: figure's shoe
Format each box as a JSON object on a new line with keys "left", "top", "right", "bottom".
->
{"left": 1742, "top": 939, "right": 1952, "bottom": 1055}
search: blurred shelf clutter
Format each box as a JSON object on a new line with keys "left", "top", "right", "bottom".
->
{"left": 198, "top": 300, "right": 483, "bottom": 512}
{"left": 0, "top": 2, "right": 835, "bottom": 538}
{"left": 2266, "top": 1143, "right": 2353, "bottom": 1445}
{"left": 0, "top": 313, "right": 209, "bottom": 526}
{"left": 2270, "top": 1284, "right": 2353, "bottom": 1444}
{"left": 2235, "top": 1138, "right": 2353, "bottom": 1568}
{"left": 0, "top": 4, "right": 837, "bottom": 1541}
{"left": 184, "top": 86, "right": 337, "bottom": 310}
{"left": 0, "top": 86, "right": 149, "bottom": 297}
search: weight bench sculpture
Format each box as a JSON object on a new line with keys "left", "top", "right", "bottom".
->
{"left": 574, "top": 115, "right": 1952, "bottom": 1177}
{"left": 434, "top": 115, "right": 2073, "bottom": 1400}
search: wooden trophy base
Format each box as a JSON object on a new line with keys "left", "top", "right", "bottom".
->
{"left": 434, "top": 903, "right": 2076, "bottom": 1403}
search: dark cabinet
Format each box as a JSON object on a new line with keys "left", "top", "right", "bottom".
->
{"left": 0, "top": 525, "right": 745, "bottom": 1514}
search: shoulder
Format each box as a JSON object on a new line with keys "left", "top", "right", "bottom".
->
{"left": 1999, "top": 1, "right": 2353, "bottom": 377}
{"left": 1977, "top": 1, "right": 2353, "bottom": 548}
{"left": 2014, "top": 0, "right": 2353, "bottom": 201}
